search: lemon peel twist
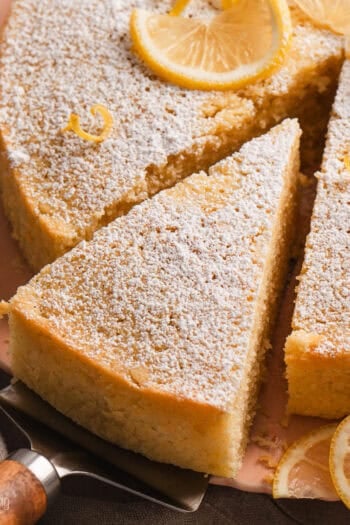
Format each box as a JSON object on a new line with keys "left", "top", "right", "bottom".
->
{"left": 62, "top": 104, "right": 113, "bottom": 143}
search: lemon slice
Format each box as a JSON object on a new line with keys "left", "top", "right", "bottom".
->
{"left": 130, "top": 0, "right": 292, "bottom": 91}
{"left": 273, "top": 425, "right": 339, "bottom": 500}
{"left": 294, "top": 0, "right": 350, "bottom": 35}
{"left": 330, "top": 415, "right": 350, "bottom": 508}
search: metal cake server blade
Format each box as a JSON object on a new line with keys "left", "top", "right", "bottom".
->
{"left": 0, "top": 381, "right": 208, "bottom": 523}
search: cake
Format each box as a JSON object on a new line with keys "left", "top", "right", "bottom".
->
{"left": 285, "top": 60, "right": 350, "bottom": 419}
{"left": 0, "top": 0, "right": 343, "bottom": 270}
{"left": 6, "top": 120, "right": 301, "bottom": 477}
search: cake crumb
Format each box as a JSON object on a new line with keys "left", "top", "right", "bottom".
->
{"left": 130, "top": 366, "right": 149, "bottom": 387}
{"left": 0, "top": 301, "right": 10, "bottom": 319}
{"left": 257, "top": 455, "right": 279, "bottom": 470}
{"left": 251, "top": 432, "right": 287, "bottom": 452}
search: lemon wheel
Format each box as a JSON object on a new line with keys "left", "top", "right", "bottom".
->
{"left": 273, "top": 425, "right": 339, "bottom": 500}
{"left": 130, "top": 0, "right": 292, "bottom": 90}
{"left": 294, "top": 0, "right": 350, "bottom": 35}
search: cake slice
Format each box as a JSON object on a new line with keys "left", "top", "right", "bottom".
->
{"left": 0, "top": 0, "right": 343, "bottom": 270}
{"left": 6, "top": 120, "right": 300, "bottom": 477}
{"left": 285, "top": 61, "right": 350, "bottom": 419}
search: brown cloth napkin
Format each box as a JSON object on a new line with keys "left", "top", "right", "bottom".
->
{"left": 0, "top": 370, "right": 349, "bottom": 525}
{"left": 38, "top": 481, "right": 350, "bottom": 525}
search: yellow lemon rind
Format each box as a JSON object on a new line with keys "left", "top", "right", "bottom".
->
{"left": 330, "top": 415, "right": 350, "bottom": 509}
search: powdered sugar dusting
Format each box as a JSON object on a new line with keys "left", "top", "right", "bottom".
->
{"left": 292, "top": 61, "right": 350, "bottom": 356}
{"left": 14, "top": 120, "right": 300, "bottom": 410}
{"left": 7, "top": 148, "right": 30, "bottom": 167}
{"left": 0, "top": 0, "right": 342, "bottom": 243}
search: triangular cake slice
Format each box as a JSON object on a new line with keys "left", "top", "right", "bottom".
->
{"left": 7, "top": 120, "right": 300, "bottom": 477}
{"left": 0, "top": 0, "right": 343, "bottom": 270}
{"left": 285, "top": 61, "right": 350, "bottom": 419}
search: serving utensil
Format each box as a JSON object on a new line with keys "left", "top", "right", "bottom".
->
{"left": 0, "top": 380, "right": 208, "bottom": 524}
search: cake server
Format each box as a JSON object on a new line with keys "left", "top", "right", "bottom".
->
{"left": 0, "top": 380, "right": 208, "bottom": 524}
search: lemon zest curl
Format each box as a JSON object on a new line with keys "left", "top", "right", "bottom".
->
{"left": 62, "top": 104, "right": 113, "bottom": 143}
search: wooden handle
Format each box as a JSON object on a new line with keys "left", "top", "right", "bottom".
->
{"left": 0, "top": 459, "right": 47, "bottom": 525}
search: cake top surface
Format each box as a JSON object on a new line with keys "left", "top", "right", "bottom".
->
{"left": 292, "top": 61, "right": 350, "bottom": 355}
{"left": 0, "top": 0, "right": 341, "bottom": 238}
{"left": 13, "top": 120, "right": 300, "bottom": 411}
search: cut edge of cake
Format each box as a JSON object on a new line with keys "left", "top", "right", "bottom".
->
{"left": 285, "top": 60, "right": 350, "bottom": 419}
